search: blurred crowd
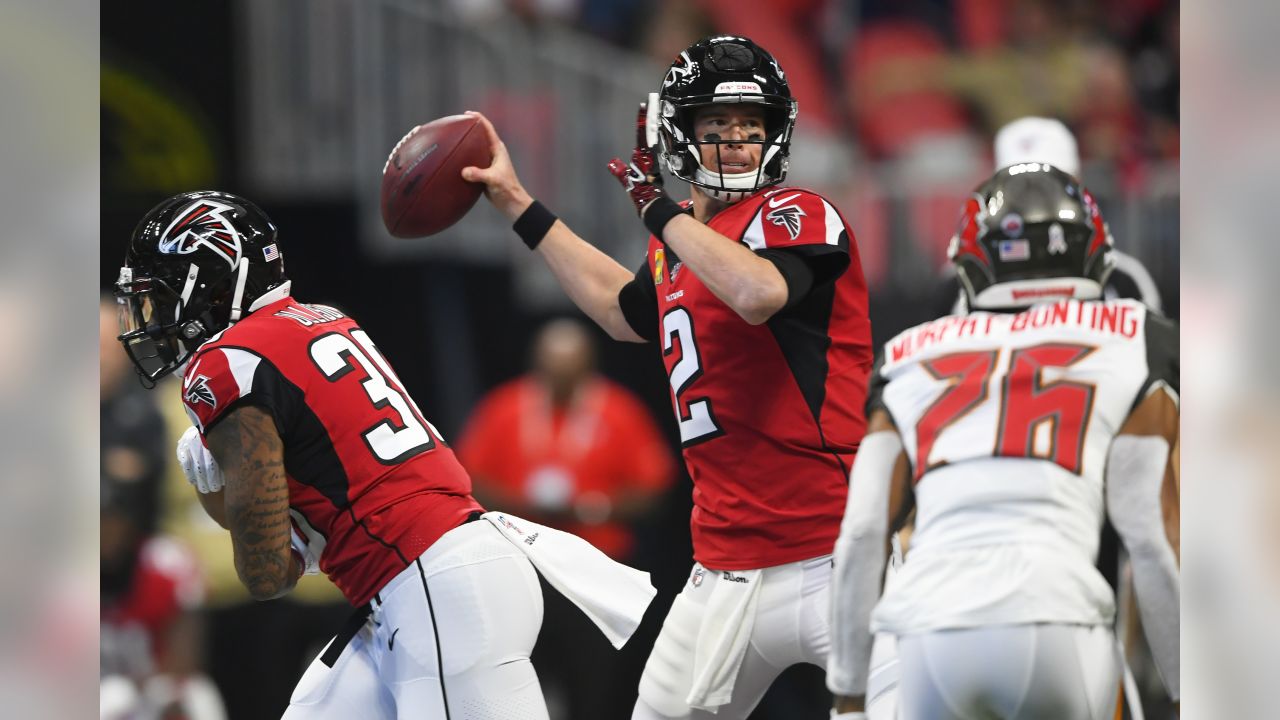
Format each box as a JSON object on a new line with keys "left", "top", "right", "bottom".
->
{"left": 451, "top": 0, "right": 1178, "bottom": 184}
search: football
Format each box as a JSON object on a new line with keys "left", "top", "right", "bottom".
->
{"left": 380, "top": 114, "right": 491, "bottom": 238}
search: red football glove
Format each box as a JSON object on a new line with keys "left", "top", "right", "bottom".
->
{"left": 607, "top": 103, "right": 667, "bottom": 216}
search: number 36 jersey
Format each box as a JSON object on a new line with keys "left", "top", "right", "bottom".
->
{"left": 868, "top": 298, "right": 1178, "bottom": 633}
{"left": 181, "top": 295, "right": 482, "bottom": 606}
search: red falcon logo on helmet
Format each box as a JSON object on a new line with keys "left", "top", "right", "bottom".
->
{"left": 158, "top": 200, "right": 244, "bottom": 269}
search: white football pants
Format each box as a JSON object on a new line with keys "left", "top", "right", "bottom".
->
{"left": 895, "top": 624, "right": 1119, "bottom": 720}
{"left": 281, "top": 520, "right": 548, "bottom": 720}
{"left": 632, "top": 555, "right": 832, "bottom": 720}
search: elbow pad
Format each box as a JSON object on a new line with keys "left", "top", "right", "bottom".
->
{"left": 828, "top": 431, "right": 902, "bottom": 697}
{"left": 1106, "top": 434, "right": 1180, "bottom": 701}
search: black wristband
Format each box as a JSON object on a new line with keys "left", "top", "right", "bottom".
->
{"left": 513, "top": 200, "right": 558, "bottom": 250}
{"left": 642, "top": 196, "right": 685, "bottom": 241}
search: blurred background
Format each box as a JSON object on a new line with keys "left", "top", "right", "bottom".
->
{"left": 99, "top": 0, "right": 1180, "bottom": 718}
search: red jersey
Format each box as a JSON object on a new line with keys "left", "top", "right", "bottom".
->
{"left": 636, "top": 187, "right": 874, "bottom": 569}
{"left": 181, "top": 296, "right": 482, "bottom": 605}
{"left": 101, "top": 536, "right": 203, "bottom": 677}
{"left": 456, "top": 376, "right": 674, "bottom": 559}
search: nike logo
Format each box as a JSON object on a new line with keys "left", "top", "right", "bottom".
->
{"left": 388, "top": 628, "right": 400, "bottom": 651}
{"left": 767, "top": 192, "right": 801, "bottom": 208}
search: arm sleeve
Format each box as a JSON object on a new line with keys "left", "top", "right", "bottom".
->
{"left": 827, "top": 430, "right": 903, "bottom": 696}
{"left": 865, "top": 352, "right": 890, "bottom": 418}
{"left": 1136, "top": 310, "right": 1179, "bottom": 408}
{"left": 756, "top": 246, "right": 850, "bottom": 309}
{"left": 1105, "top": 434, "right": 1180, "bottom": 700}
{"left": 617, "top": 261, "right": 659, "bottom": 343}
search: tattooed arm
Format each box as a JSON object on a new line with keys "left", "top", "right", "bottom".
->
{"left": 205, "top": 405, "right": 301, "bottom": 600}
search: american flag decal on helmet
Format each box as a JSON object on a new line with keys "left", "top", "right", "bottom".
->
{"left": 158, "top": 200, "right": 244, "bottom": 269}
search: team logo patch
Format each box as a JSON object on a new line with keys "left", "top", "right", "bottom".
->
{"left": 998, "top": 239, "right": 1030, "bottom": 261}
{"left": 184, "top": 374, "right": 217, "bottom": 409}
{"left": 158, "top": 199, "right": 245, "bottom": 269}
{"left": 766, "top": 204, "right": 806, "bottom": 240}
{"left": 654, "top": 248, "right": 665, "bottom": 285}
{"left": 669, "top": 261, "right": 683, "bottom": 283}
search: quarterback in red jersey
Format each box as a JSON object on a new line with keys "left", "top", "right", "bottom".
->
{"left": 464, "top": 35, "right": 873, "bottom": 719}
{"left": 116, "top": 191, "right": 654, "bottom": 719}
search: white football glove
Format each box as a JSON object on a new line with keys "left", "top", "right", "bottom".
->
{"left": 176, "top": 426, "right": 224, "bottom": 494}
{"left": 290, "top": 511, "right": 326, "bottom": 576}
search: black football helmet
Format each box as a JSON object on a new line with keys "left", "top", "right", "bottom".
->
{"left": 656, "top": 35, "right": 798, "bottom": 203}
{"left": 115, "top": 191, "right": 287, "bottom": 386}
{"left": 949, "top": 163, "right": 1114, "bottom": 311}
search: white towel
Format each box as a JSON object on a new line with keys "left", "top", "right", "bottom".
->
{"left": 687, "top": 567, "right": 763, "bottom": 712}
{"left": 482, "top": 511, "right": 656, "bottom": 649}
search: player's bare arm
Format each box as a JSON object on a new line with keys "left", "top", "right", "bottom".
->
{"left": 206, "top": 405, "right": 301, "bottom": 600}
{"left": 195, "top": 487, "right": 229, "bottom": 529}
{"left": 830, "top": 408, "right": 912, "bottom": 715}
{"left": 461, "top": 111, "right": 644, "bottom": 342}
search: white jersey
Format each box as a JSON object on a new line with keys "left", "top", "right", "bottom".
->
{"left": 868, "top": 299, "right": 1178, "bottom": 635}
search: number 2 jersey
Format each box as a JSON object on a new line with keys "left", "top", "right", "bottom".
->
{"left": 868, "top": 298, "right": 1178, "bottom": 634}
{"left": 181, "top": 295, "right": 482, "bottom": 606}
{"left": 621, "top": 187, "right": 874, "bottom": 570}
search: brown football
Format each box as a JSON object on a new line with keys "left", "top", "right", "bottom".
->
{"left": 380, "top": 114, "right": 491, "bottom": 238}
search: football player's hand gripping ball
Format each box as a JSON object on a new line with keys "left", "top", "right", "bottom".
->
{"left": 608, "top": 103, "right": 667, "bottom": 216}
{"left": 176, "top": 426, "right": 224, "bottom": 494}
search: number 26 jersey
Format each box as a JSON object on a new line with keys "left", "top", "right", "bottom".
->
{"left": 868, "top": 298, "right": 1178, "bottom": 632}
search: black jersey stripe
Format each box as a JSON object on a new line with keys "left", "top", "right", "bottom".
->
{"left": 209, "top": 345, "right": 354, "bottom": 509}
{"left": 766, "top": 280, "right": 851, "bottom": 479}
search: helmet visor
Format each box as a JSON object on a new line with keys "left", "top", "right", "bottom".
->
{"left": 115, "top": 274, "right": 187, "bottom": 384}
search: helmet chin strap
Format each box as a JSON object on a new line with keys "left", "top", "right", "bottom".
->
{"left": 689, "top": 139, "right": 782, "bottom": 204}
{"left": 228, "top": 259, "right": 251, "bottom": 323}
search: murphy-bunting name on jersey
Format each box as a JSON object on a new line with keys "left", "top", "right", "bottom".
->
{"left": 890, "top": 300, "right": 1140, "bottom": 363}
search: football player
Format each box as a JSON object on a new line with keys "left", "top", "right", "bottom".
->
{"left": 826, "top": 164, "right": 1179, "bottom": 719}
{"left": 115, "top": 191, "right": 654, "bottom": 719}
{"left": 463, "top": 35, "right": 874, "bottom": 719}
{"left": 936, "top": 116, "right": 1165, "bottom": 316}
